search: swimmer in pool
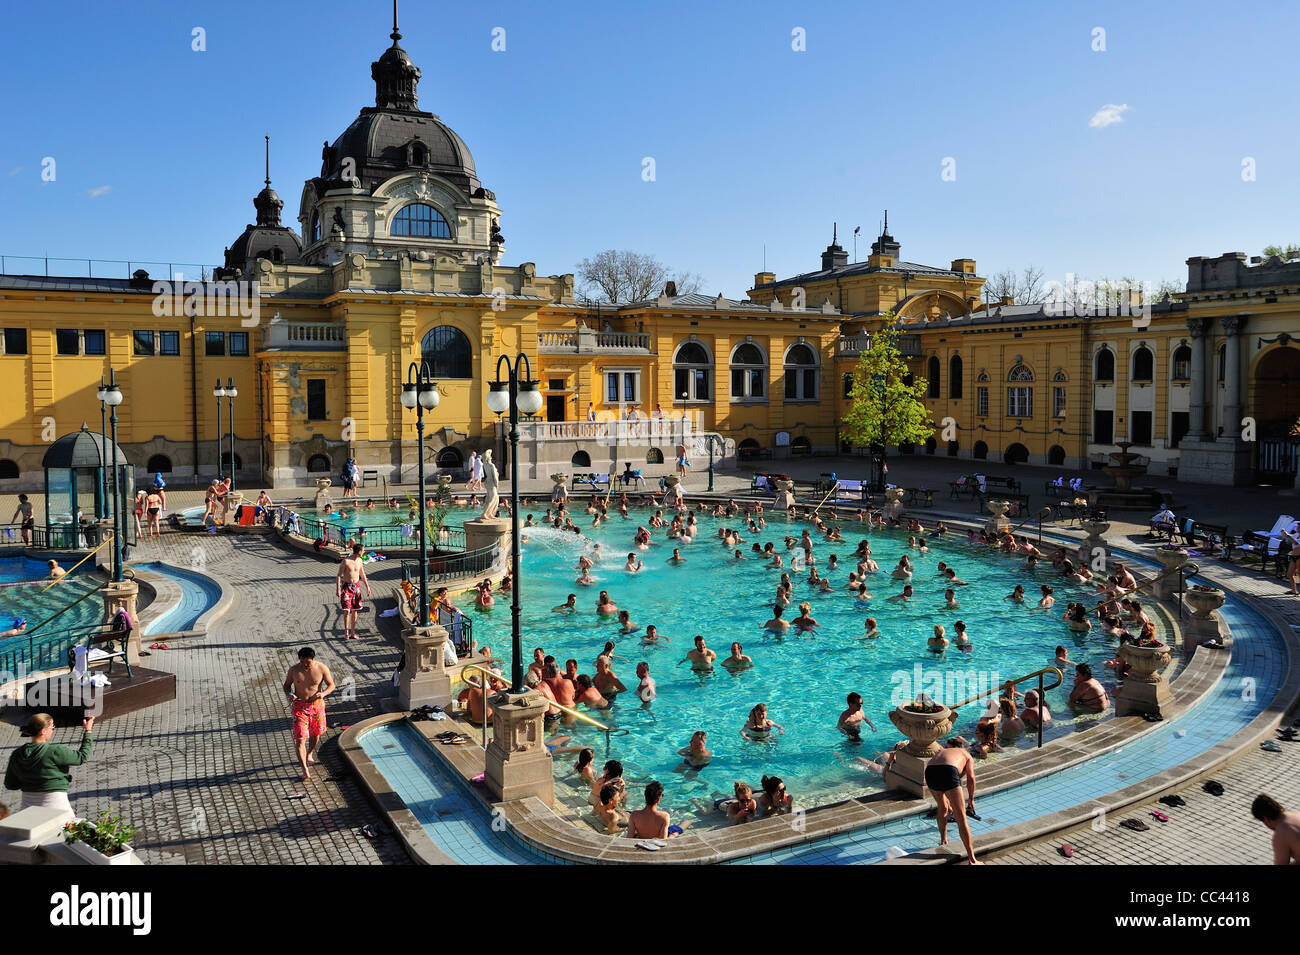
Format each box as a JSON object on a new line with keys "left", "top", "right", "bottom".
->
{"left": 635, "top": 662, "right": 657, "bottom": 702}
{"left": 667, "top": 548, "right": 687, "bottom": 565}
{"left": 928, "top": 624, "right": 950, "bottom": 653}
{"left": 853, "top": 583, "right": 873, "bottom": 606}
{"left": 741, "top": 703, "right": 784, "bottom": 741}
{"left": 862, "top": 617, "right": 881, "bottom": 639}
{"left": 576, "top": 566, "right": 594, "bottom": 586}
{"left": 678, "top": 730, "right": 712, "bottom": 767}
{"left": 616, "top": 610, "right": 640, "bottom": 635}
{"left": 722, "top": 642, "right": 753, "bottom": 671}
{"left": 837, "top": 692, "right": 877, "bottom": 739}
{"left": 953, "top": 620, "right": 971, "bottom": 650}
{"left": 793, "top": 602, "right": 819, "bottom": 632}
{"left": 943, "top": 588, "right": 961, "bottom": 610}
{"left": 892, "top": 557, "right": 913, "bottom": 580}
{"left": 681, "top": 635, "right": 716, "bottom": 670}
{"left": 641, "top": 624, "right": 671, "bottom": 646}
{"left": 1006, "top": 584, "right": 1026, "bottom": 603}
{"left": 1038, "top": 584, "right": 1055, "bottom": 610}
{"left": 552, "top": 593, "right": 578, "bottom": 614}
{"left": 593, "top": 656, "right": 627, "bottom": 697}
{"left": 887, "top": 584, "right": 914, "bottom": 603}
{"left": 596, "top": 590, "right": 618, "bottom": 616}
{"left": 727, "top": 782, "right": 759, "bottom": 824}
{"left": 764, "top": 605, "right": 791, "bottom": 633}
{"left": 625, "top": 553, "right": 643, "bottom": 573}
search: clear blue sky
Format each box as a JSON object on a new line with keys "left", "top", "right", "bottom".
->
{"left": 2, "top": 0, "right": 1297, "bottom": 294}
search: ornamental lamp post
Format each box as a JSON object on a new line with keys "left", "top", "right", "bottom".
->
{"left": 212, "top": 380, "right": 226, "bottom": 481}
{"left": 486, "top": 354, "right": 543, "bottom": 693}
{"left": 101, "top": 374, "right": 125, "bottom": 582}
{"left": 400, "top": 361, "right": 441, "bottom": 627}
{"left": 224, "top": 377, "right": 238, "bottom": 490}
{"left": 96, "top": 376, "right": 109, "bottom": 512}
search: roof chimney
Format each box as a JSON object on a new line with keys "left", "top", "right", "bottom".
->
{"left": 821, "top": 223, "right": 849, "bottom": 271}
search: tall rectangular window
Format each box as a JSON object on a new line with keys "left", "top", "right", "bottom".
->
{"left": 159, "top": 330, "right": 180, "bottom": 355}
{"left": 1131, "top": 410, "right": 1153, "bottom": 446}
{"left": 133, "top": 330, "right": 155, "bottom": 356}
{"left": 1053, "top": 386, "right": 1066, "bottom": 418}
{"left": 229, "top": 332, "right": 249, "bottom": 356}
{"left": 56, "top": 329, "right": 80, "bottom": 355}
{"left": 976, "top": 386, "right": 989, "bottom": 417}
{"left": 1170, "top": 411, "right": 1189, "bottom": 448}
{"left": 83, "top": 330, "right": 106, "bottom": 355}
{"left": 307, "top": 379, "right": 327, "bottom": 420}
{"left": 1094, "top": 409, "right": 1114, "bottom": 444}
{"left": 1007, "top": 386, "right": 1033, "bottom": 417}
{"left": 205, "top": 331, "right": 226, "bottom": 356}
{"left": 2, "top": 328, "right": 27, "bottom": 354}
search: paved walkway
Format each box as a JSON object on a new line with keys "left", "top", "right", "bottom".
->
{"left": 0, "top": 532, "right": 409, "bottom": 864}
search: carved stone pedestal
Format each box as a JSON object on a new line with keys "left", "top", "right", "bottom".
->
{"left": 1181, "top": 589, "right": 1229, "bottom": 654}
{"left": 772, "top": 479, "right": 796, "bottom": 511}
{"left": 396, "top": 624, "right": 453, "bottom": 710}
{"left": 984, "top": 499, "right": 1011, "bottom": 536}
{"left": 463, "top": 517, "right": 510, "bottom": 564}
{"left": 1115, "top": 642, "right": 1175, "bottom": 717}
{"left": 1152, "top": 547, "right": 1190, "bottom": 601}
{"left": 101, "top": 579, "right": 141, "bottom": 665}
{"left": 484, "top": 690, "right": 554, "bottom": 803}
{"left": 1076, "top": 520, "right": 1110, "bottom": 572}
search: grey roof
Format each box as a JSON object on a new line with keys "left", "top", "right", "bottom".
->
{"left": 42, "top": 425, "right": 128, "bottom": 469}
{"left": 754, "top": 258, "right": 975, "bottom": 291}
{"left": 0, "top": 274, "right": 158, "bottom": 293}
{"left": 617, "top": 291, "right": 840, "bottom": 316}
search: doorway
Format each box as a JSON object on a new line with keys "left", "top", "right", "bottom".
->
{"left": 546, "top": 395, "right": 567, "bottom": 421}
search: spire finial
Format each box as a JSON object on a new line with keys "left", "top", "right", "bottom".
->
{"left": 264, "top": 135, "right": 271, "bottom": 187}
{"left": 833, "top": 222, "right": 838, "bottom": 244}
{"left": 391, "top": 0, "right": 401, "bottom": 42}
{"left": 883, "top": 209, "right": 888, "bottom": 234}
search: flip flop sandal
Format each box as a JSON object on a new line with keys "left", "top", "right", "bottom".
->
{"left": 1159, "top": 795, "right": 1187, "bottom": 808}
{"left": 1202, "top": 781, "right": 1225, "bottom": 796}
{"left": 1059, "top": 842, "right": 1075, "bottom": 858}
{"left": 359, "top": 824, "right": 378, "bottom": 839}
{"left": 149, "top": 643, "right": 162, "bottom": 650}
{"left": 1261, "top": 741, "right": 1284, "bottom": 753}
{"left": 966, "top": 809, "right": 982, "bottom": 821}
{"left": 286, "top": 792, "right": 306, "bottom": 800}
{"left": 1150, "top": 810, "right": 1169, "bottom": 822}
{"left": 1143, "top": 713, "right": 1164, "bottom": 722}
{"left": 1120, "top": 818, "right": 1150, "bottom": 832}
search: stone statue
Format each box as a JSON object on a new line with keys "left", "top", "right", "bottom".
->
{"left": 481, "top": 449, "right": 500, "bottom": 519}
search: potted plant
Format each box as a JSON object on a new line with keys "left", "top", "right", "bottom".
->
{"left": 889, "top": 696, "right": 955, "bottom": 757}
{"left": 63, "top": 809, "right": 136, "bottom": 865}
{"left": 1185, "top": 585, "right": 1225, "bottom": 618}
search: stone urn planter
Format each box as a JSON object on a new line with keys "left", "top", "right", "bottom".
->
{"left": 772, "top": 477, "right": 796, "bottom": 510}
{"left": 549, "top": 473, "right": 568, "bottom": 503}
{"left": 1119, "top": 640, "right": 1172, "bottom": 679}
{"left": 313, "top": 477, "right": 334, "bottom": 512}
{"left": 883, "top": 487, "right": 906, "bottom": 521}
{"left": 663, "top": 474, "right": 681, "bottom": 489}
{"left": 984, "top": 499, "right": 1011, "bottom": 535}
{"left": 1076, "top": 519, "right": 1110, "bottom": 568}
{"left": 889, "top": 702, "right": 955, "bottom": 759}
{"left": 1184, "top": 587, "right": 1226, "bottom": 619}
{"left": 224, "top": 491, "right": 245, "bottom": 525}
{"left": 1152, "top": 545, "right": 1190, "bottom": 600}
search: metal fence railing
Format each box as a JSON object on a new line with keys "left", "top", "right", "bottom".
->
{"left": 281, "top": 512, "right": 466, "bottom": 552}
{"left": 0, "top": 621, "right": 125, "bottom": 679}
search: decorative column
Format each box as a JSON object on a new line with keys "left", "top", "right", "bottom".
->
{"left": 484, "top": 690, "right": 555, "bottom": 803}
{"left": 1185, "top": 316, "right": 1208, "bottom": 440}
{"left": 101, "top": 579, "right": 141, "bottom": 666}
{"left": 463, "top": 515, "right": 510, "bottom": 564}
{"left": 1219, "top": 314, "right": 1247, "bottom": 439}
{"left": 395, "top": 623, "right": 453, "bottom": 710}
{"left": 1076, "top": 519, "right": 1110, "bottom": 571}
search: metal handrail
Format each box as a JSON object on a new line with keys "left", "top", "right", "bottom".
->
{"left": 453, "top": 661, "right": 621, "bottom": 755}
{"left": 947, "top": 666, "right": 1064, "bottom": 710}
{"left": 39, "top": 533, "right": 116, "bottom": 593}
{"left": 811, "top": 481, "right": 841, "bottom": 516}
{"left": 1090, "top": 560, "right": 1200, "bottom": 612}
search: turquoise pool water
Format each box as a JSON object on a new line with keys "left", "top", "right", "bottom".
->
{"left": 461, "top": 511, "right": 1162, "bottom": 818}
{"left": 137, "top": 561, "right": 222, "bottom": 634}
{"left": 0, "top": 555, "right": 101, "bottom": 635}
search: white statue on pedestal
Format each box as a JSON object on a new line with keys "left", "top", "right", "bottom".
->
{"left": 481, "top": 450, "right": 500, "bottom": 520}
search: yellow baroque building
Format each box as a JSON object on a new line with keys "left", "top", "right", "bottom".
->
{"left": 1, "top": 18, "right": 1297, "bottom": 490}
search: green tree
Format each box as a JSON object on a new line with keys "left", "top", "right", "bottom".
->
{"left": 1261, "top": 244, "right": 1300, "bottom": 262}
{"left": 841, "top": 312, "right": 935, "bottom": 486}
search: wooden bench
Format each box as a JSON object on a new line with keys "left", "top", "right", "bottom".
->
{"left": 1184, "top": 521, "right": 1236, "bottom": 559}
{"left": 739, "top": 447, "right": 773, "bottom": 462}
{"left": 66, "top": 623, "right": 133, "bottom": 680}
{"left": 1238, "top": 532, "right": 1290, "bottom": 576}
{"left": 998, "top": 492, "right": 1033, "bottom": 520}
{"left": 361, "top": 469, "right": 380, "bottom": 487}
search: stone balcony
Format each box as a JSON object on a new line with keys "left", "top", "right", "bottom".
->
{"left": 538, "top": 328, "right": 653, "bottom": 355}
{"left": 836, "top": 332, "right": 921, "bottom": 358}
{"left": 259, "top": 318, "right": 347, "bottom": 351}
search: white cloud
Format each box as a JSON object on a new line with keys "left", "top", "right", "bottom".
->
{"left": 88, "top": 185, "right": 112, "bottom": 197}
{"left": 1089, "top": 104, "right": 1130, "bottom": 128}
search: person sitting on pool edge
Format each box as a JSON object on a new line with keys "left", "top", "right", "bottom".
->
{"left": 626, "top": 780, "right": 686, "bottom": 840}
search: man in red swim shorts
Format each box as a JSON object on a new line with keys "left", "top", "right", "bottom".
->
{"left": 282, "top": 646, "right": 336, "bottom": 780}
{"left": 335, "top": 542, "right": 372, "bottom": 640}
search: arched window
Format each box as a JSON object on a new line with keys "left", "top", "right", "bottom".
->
{"left": 420, "top": 326, "right": 473, "bottom": 379}
{"left": 1095, "top": 347, "right": 1115, "bottom": 381}
{"left": 306, "top": 454, "right": 331, "bottom": 474}
{"left": 435, "top": 447, "right": 464, "bottom": 469}
{"left": 949, "top": 355, "right": 963, "bottom": 399}
{"left": 391, "top": 203, "right": 452, "bottom": 239}
{"left": 973, "top": 440, "right": 989, "bottom": 460}
{"left": 1048, "top": 445, "right": 1066, "bottom": 466}
{"left": 646, "top": 447, "right": 665, "bottom": 464}
{"left": 927, "top": 356, "right": 941, "bottom": 398}
{"left": 673, "top": 340, "right": 712, "bottom": 402}
{"left": 1005, "top": 443, "right": 1029, "bottom": 464}
{"left": 1132, "top": 346, "right": 1154, "bottom": 382}
{"left": 1007, "top": 363, "right": 1034, "bottom": 417}
{"left": 729, "top": 341, "right": 767, "bottom": 400}
{"left": 1172, "top": 344, "right": 1192, "bottom": 380}
{"left": 571, "top": 450, "right": 592, "bottom": 468}
{"left": 0, "top": 459, "right": 18, "bottom": 479}
{"left": 784, "top": 342, "right": 819, "bottom": 400}
{"left": 146, "top": 454, "right": 172, "bottom": 474}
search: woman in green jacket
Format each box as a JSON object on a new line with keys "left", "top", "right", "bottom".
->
{"left": 4, "top": 713, "right": 94, "bottom": 812}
